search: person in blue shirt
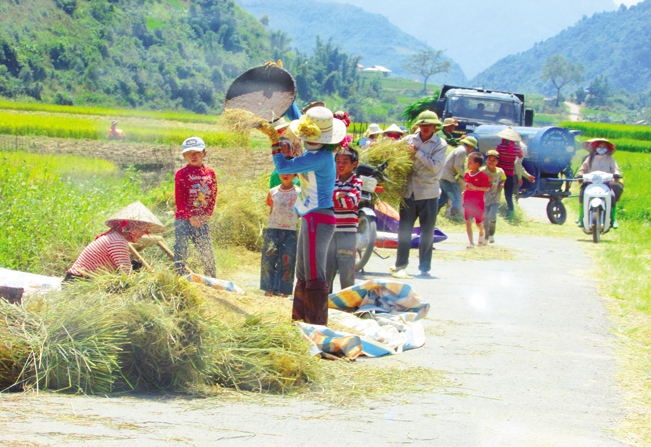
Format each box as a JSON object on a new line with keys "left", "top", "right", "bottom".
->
{"left": 259, "top": 106, "right": 346, "bottom": 325}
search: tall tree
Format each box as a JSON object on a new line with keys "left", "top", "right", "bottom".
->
{"left": 541, "top": 54, "right": 584, "bottom": 106}
{"left": 401, "top": 49, "right": 451, "bottom": 93}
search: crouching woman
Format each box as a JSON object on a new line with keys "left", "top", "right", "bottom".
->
{"left": 65, "top": 201, "right": 165, "bottom": 281}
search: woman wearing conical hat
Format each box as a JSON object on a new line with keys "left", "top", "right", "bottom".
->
{"left": 65, "top": 202, "right": 164, "bottom": 281}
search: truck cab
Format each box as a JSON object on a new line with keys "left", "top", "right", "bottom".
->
{"left": 435, "top": 85, "right": 534, "bottom": 138}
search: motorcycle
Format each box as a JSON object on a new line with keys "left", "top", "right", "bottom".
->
{"left": 354, "top": 162, "right": 388, "bottom": 271}
{"left": 578, "top": 170, "right": 622, "bottom": 243}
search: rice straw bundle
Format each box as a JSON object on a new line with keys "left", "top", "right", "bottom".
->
{"left": 0, "top": 269, "right": 322, "bottom": 394}
{"left": 360, "top": 138, "right": 414, "bottom": 207}
{"left": 221, "top": 108, "right": 267, "bottom": 135}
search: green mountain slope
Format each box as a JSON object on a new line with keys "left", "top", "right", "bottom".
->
{"left": 0, "top": 0, "right": 272, "bottom": 113}
{"left": 236, "top": 0, "right": 466, "bottom": 85}
{"left": 471, "top": 1, "right": 651, "bottom": 95}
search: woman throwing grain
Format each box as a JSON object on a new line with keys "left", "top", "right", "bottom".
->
{"left": 258, "top": 106, "right": 346, "bottom": 325}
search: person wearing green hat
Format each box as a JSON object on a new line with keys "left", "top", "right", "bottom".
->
{"left": 436, "top": 118, "right": 461, "bottom": 147}
{"left": 438, "top": 136, "right": 478, "bottom": 220}
{"left": 392, "top": 110, "right": 447, "bottom": 278}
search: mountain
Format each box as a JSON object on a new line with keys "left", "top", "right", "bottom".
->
{"left": 324, "top": 0, "right": 617, "bottom": 78}
{"left": 472, "top": 1, "right": 651, "bottom": 94}
{"left": 0, "top": 0, "right": 272, "bottom": 112}
{"left": 235, "top": 0, "right": 466, "bottom": 85}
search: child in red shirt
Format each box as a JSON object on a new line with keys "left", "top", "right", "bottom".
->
{"left": 174, "top": 137, "right": 218, "bottom": 277}
{"left": 463, "top": 152, "right": 491, "bottom": 249}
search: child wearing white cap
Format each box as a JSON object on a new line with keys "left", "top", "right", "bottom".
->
{"left": 174, "top": 137, "right": 218, "bottom": 277}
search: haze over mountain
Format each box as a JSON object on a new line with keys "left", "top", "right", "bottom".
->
{"left": 326, "top": 0, "right": 617, "bottom": 78}
{"left": 471, "top": 1, "right": 651, "bottom": 95}
{"left": 236, "top": 0, "right": 466, "bottom": 85}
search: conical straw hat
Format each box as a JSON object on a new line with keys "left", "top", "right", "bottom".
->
{"left": 496, "top": 127, "right": 522, "bottom": 142}
{"left": 384, "top": 123, "right": 405, "bottom": 134}
{"left": 105, "top": 201, "right": 165, "bottom": 233}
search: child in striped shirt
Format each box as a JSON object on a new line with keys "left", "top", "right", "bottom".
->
{"left": 326, "top": 148, "right": 363, "bottom": 291}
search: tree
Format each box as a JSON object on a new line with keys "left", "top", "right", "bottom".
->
{"left": 259, "top": 15, "right": 269, "bottom": 26}
{"left": 587, "top": 75, "right": 610, "bottom": 107}
{"left": 401, "top": 49, "right": 451, "bottom": 93}
{"left": 541, "top": 54, "right": 584, "bottom": 106}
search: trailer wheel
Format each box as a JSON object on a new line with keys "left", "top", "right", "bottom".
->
{"left": 546, "top": 198, "right": 567, "bottom": 225}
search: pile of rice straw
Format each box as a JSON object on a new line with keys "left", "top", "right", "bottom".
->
{"left": 359, "top": 138, "right": 414, "bottom": 207}
{"left": 0, "top": 270, "right": 321, "bottom": 394}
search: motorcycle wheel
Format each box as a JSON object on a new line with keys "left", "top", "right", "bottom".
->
{"left": 355, "top": 213, "right": 377, "bottom": 272}
{"left": 546, "top": 198, "right": 567, "bottom": 225}
{"left": 591, "top": 208, "right": 601, "bottom": 243}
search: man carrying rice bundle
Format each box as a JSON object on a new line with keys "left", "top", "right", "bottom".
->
{"left": 392, "top": 110, "right": 447, "bottom": 278}
{"left": 65, "top": 201, "right": 165, "bottom": 281}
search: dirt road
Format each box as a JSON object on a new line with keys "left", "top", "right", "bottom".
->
{"left": 1, "top": 203, "right": 627, "bottom": 446}
{"left": 565, "top": 101, "right": 582, "bottom": 122}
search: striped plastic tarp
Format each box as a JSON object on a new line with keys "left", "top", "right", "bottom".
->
{"left": 182, "top": 273, "right": 245, "bottom": 294}
{"left": 328, "top": 279, "right": 430, "bottom": 321}
{"left": 297, "top": 280, "right": 430, "bottom": 359}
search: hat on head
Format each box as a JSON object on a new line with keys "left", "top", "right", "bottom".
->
{"left": 496, "top": 127, "right": 522, "bottom": 142}
{"left": 384, "top": 123, "right": 405, "bottom": 134}
{"left": 443, "top": 118, "right": 458, "bottom": 126}
{"left": 460, "top": 136, "right": 478, "bottom": 148}
{"left": 181, "top": 136, "right": 206, "bottom": 154}
{"left": 485, "top": 149, "right": 499, "bottom": 158}
{"left": 289, "top": 106, "right": 347, "bottom": 144}
{"left": 415, "top": 110, "right": 443, "bottom": 126}
{"left": 272, "top": 117, "right": 290, "bottom": 132}
{"left": 301, "top": 101, "right": 326, "bottom": 114}
{"left": 111, "top": 120, "right": 118, "bottom": 127}
{"left": 105, "top": 201, "right": 165, "bottom": 234}
{"left": 365, "top": 123, "right": 384, "bottom": 136}
{"left": 583, "top": 138, "right": 615, "bottom": 153}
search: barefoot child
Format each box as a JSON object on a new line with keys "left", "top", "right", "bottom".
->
{"left": 174, "top": 137, "right": 218, "bottom": 277}
{"left": 326, "top": 148, "right": 363, "bottom": 292}
{"left": 463, "top": 152, "right": 490, "bottom": 248}
{"left": 480, "top": 150, "right": 506, "bottom": 244}
{"left": 260, "top": 172, "right": 300, "bottom": 297}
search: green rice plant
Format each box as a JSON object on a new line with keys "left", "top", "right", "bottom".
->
{"left": 0, "top": 111, "right": 245, "bottom": 148}
{"left": 559, "top": 121, "right": 651, "bottom": 142}
{"left": 608, "top": 138, "right": 651, "bottom": 154}
{"left": 0, "top": 151, "right": 144, "bottom": 274}
{"left": 0, "top": 101, "right": 220, "bottom": 124}
{"left": 613, "top": 151, "right": 651, "bottom": 222}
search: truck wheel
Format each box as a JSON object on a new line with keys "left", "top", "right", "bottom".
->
{"left": 546, "top": 199, "right": 567, "bottom": 225}
{"left": 591, "top": 208, "right": 601, "bottom": 243}
{"left": 355, "top": 213, "right": 377, "bottom": 272}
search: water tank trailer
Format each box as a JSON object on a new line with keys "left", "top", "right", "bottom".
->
{"left": 468, "top": 125, "right": 578, "bottom": 224}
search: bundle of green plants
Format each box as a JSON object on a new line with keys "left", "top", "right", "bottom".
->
{"left": 0, "top": 270, "right": 321, "bottom": 394}
{"left": 559, "top": 121, "right": 651, "bottom": 142}
{"left": 360, "top": 139, "right": 413, "bottom": 207}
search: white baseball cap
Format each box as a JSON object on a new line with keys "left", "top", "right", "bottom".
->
{"left": 181, "top": 137, "right": 206, "bottom": 154}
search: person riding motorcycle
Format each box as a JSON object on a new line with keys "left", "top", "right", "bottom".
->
{"left": 576, "top": 138, "right": 623, "bottom": 228}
